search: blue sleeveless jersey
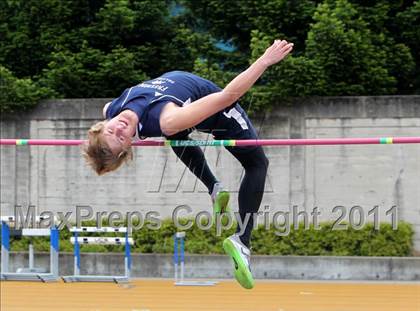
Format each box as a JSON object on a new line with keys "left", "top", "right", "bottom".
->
{"left": 106, "top": 71, "right": 222, "bottom": 137}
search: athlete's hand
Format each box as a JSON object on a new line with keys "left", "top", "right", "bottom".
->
{"left": 259, "top": 40, "right": 294, "bottom": 67}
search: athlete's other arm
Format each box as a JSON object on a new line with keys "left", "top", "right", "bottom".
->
{"left": 160, "top": 39, "right": 293, "bottom": 136}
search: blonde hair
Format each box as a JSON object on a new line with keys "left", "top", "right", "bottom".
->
{"left": 82, "top": 121, "right": 133, "bottom": 175}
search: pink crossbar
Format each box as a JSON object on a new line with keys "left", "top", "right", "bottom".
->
{"left": 1, "top": 137, "right": 420, "bottom": 146}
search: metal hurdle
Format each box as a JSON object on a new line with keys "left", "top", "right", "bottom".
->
{"left": 0, "top": 216, "right": 59, "bottom": 282}
{"left": 174, "top": 232, "right": 217, "bottom": 286}
{"left": 62, "top": 226, "right": 133, "bottom": 283}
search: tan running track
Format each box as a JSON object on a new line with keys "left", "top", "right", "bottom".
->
{"left": 1, "top": 279, "right": 419, "bottom": 311}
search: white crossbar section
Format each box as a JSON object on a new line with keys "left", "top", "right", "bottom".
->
{"left": 70, "top": 237, "right": 134, "bottom": 245}
{"left": 70, "top": 227, "right": 128, "bottom": 233}
{"left": 21, "top": 228, "right": 51, "bottom": 236}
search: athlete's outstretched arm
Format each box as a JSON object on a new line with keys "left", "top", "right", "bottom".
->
{"left": 160, "top": 39, "right": 293, "bottom": 136}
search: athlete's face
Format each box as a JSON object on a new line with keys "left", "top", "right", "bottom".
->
{"left": 102, "top": 110, "right": 138, "bottom": 154}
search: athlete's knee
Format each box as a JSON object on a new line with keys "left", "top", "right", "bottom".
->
{"left": 256, "top": 148, "right": 269, "bottom": 171}
{"left": 246, "top": 149, "right": 269, "bottom": 177}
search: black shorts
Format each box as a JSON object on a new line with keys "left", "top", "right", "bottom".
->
{"left": 165, "top": 103, "right": 259, "bottom": 153}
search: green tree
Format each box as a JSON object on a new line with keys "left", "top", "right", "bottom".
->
{"left": 348, "top": 0, "right": 416, "bottom": 93}
{"left": 182, "top": 0, "right": 321, "bottom": 55}
{"left": 0, "top": 65, "right": 57, "bottom": 113}
{"left": 305, "top": 0, "right": 397, "bottom": 95}
{"left": 183, "top": 0, "right": 418, "bottom": 96}
{"left": 1, "top": 0, "right": 419, "bottom": 113}
{"left": 37, "top": 44, "right": 148, "bottom": 98}
{"left": 395, "top": 1, "right": 420, "bottom": 92}
{"left": 243, "top": 30, "right": 326, "bottom": 112}
{"left": 0, "top": 0, "right": 216, "bottom": 103}
{"left": 0, "top": 0, "right": 105, "bottom": 78}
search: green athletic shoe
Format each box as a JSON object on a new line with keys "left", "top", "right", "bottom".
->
{"left": 223, "top": 234, "right": 254, "bottom": 289}
{"left": 211, "top": 182, "right": 230, "bottom": 214}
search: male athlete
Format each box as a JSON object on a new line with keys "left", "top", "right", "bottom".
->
{"left": 84, "top": 39, "right": 293, "bottom": 288}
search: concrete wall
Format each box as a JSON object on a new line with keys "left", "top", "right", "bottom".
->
{"left": 5, "top": 252, "right": 420, "bottom": 281}
{"left": 1, "top": 96, "right": 420, "bottom": 249}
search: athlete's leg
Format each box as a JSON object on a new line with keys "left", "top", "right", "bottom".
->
{"left": 208, "top": 103, "right": 267, "bottom": 289}
{"left": 166, "top": 130, "right": 218, "bottom": 194}
{"left": 212, "top": 103, "right": 269, "bottom": 247}
{"left": 225, "top": 146, "right": 269, "bottom": 247}
{"left": 221, "top": 146, "right": 268, "bottom": 290}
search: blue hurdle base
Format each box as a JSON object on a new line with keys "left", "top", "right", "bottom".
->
{"left": 1, "top": 272, "right": 59, "bottom": 282}
{"left": 62, "top": 275, "right": 129, "bottom": 283}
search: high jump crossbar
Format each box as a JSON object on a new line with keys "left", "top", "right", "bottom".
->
{"left": 1, "top": 137, "right": 420, "bottom": 147}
